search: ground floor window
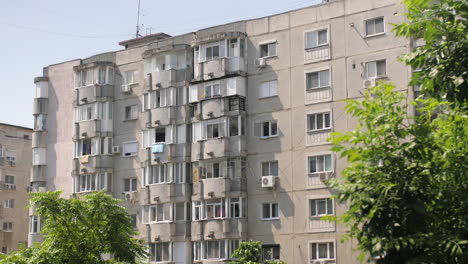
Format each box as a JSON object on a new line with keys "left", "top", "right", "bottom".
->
{"left": 149, "top": 242, "right": 171, "bottom": 262}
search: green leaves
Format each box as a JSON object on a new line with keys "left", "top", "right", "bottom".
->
{"left": 0, "top": 191, "right": 148, "bottom": 264}
{"left": 328, "top": 82, "right": 468, "bottom": 263}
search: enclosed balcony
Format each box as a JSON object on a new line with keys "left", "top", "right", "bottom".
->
{"left": 31, "top": 165, "right": 47, "bottom": 182}
{"left": 148, "top": 222, "right": 176, "bottom": 242}
{"left": 149, "top": 144, "right": 176, "bottom": 164}
{"left": 73, "top": 120, "right": 101, "bottom": 140}
{"left": 202, "top": 178, "right": 230, "bottom": 199}
{"left": 34, "top": 76, "right": 49, "bottom": 99}
{"left": 32, "top": 131, "right": 47, "bottom": 148}
{"left": 191, "top": 218, "right": 247, "bottom": 241}
{"left": 189, "top": 76, "right": 246, "bottom": 103}
{"left": 140, "top": 183, "right": 175, "bottom": 204}
{"left": 33, "top": 98, "right": 48, "bottom": 115}
{"left": 150, "top": 107, "right": 176, "bottom": 127}
{"left": 75, "top": 84, "right": 114, "bottom": 105}
{"left": 72, "top": 155, "right": 113, "bottom": 175}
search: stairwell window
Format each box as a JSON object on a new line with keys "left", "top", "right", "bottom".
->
{"left": 260, "top": 42, "right": 277, "bottom": 58}
{"left": 262, "top": 203, "right": 279, "bottom": 220}
{"left": 308, "top": 154, "right": 332, "bottom": 174}
{"left": 365, "top": 17, "right": 385, "bottom": 37}
{"left": 305, "top": 29, "right": 328, "bottom": 49}
{"left": 310, "top": 198, "right": 334, "bottom": 217}
{"left": 307, "top": 112, "right": 331, "bottom": 132}
{"left": 310, "top": 241, "right": 335, "bottom": 261}
{"left": 306, "top": 69, "right": 330, "bottom": 90}
{"left": 365, "top": 60, "right": 387, "bottom": 79}
{"left": 124, "top": 178, "right": 137, "bottom": 193}
{"left": 259, "top": 79, "right": 278, "bottom": 98}
{"left": 124, "top": 105, "right": 138, "bottom": 120}
{"left": 149, "top": 242, "right": 171, "bottom": 262}
{"left": 262, "top": 161, "right": 279, "bottom": 177}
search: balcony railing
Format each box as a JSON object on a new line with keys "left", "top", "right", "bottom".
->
{"left": 0, "top": 182, "right": 16, "bottom": 190}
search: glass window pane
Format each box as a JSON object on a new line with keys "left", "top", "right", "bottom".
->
{"left": 271, "top": 122, "right": 277, "bottom": 136}
{"left": 269, "top": 43, "right": 277, "bottom": 56}
{"left": 327, "top": 199, "right": 333, "bottom": 215}
{"left": 317, "top": 199, "right": 326, "bottom": 215}
{"left": 324, "top": 113, "right": 331, "bottom": 128}
{"left": 308, "top": 72, "right": 319, "bottom": 88}
{"left": 309, "top": 157, "right": 317, "bottom": 173}
{"left": 367, "top": 62, "right": 377, "bottom": 78}
{"left": 329, "top": 242, "right": 335, "bottom": 258}
{"left": 375, "top": 17, "right": 384, "bottom": 33}
{"left": 271, "top": 161, "right": 278, "bottom": 176}
{"left": 317, "top": 114, "right": 324, "bottom": 130}
{"left": 311, "top": 243, "right": 317, "bottom": 260}
{"left": 263, "top": 204, "right": 270, "bottom": 218}
{"left": 325, "top": 154, "right": 332, "bottom": 171}
{"left": 310, "top": 200, "right": 316, "bottom": 216}
{"left": 272, "top": 203, "right": 278, "bottom": 218}
{"left": 377, "top": 60, "right": 386, "bottom": 76}
{"left": 318, "top": 243, "right": 328, "bottom": 258}
{"left": 260, "top": 44, "right": 269, "bottom": 57}
{"left": 262, "top": 122, "right": 269, "bottom": 137}
{"left": 306, "top": 31, "right": 317, "bottom": 49}
{"left": 317, "top": 156, "right": 324, "bottom": 172}
{"left": 262, "top": 163, "right": 269, "bottom": 176}
{"left": 366, "top": 20, "right": 375, "bottom": 35}
{"left": 318, "top": 29, "right": 327, "bottom": 45}
{"left": 124, "top": 179, "right": 130, "bottom": 192}
{"left": 319, "top": 70, "right": 330, "bottom": 87}
{"left": 309, "top": 115, "right": 316, "bottom": 131}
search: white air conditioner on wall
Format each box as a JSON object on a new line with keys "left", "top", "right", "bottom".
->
{"left": 261, "top": 176, "right": 276, "bottom": 188}
{"left": 124, "top": 192, "right": 136, "bottom": 201}
{"left": 363, "top": 78, "right": 376, "bottom": 88}
{"left": 316, "top": 171, "right": 334, "bottom": 182}
{"left": 121, "top": 84, "right": 132, "bottom": 93}
{"left": 255, "top": 58, "right": 267, "bottom": 68}
{"left": 112, "top": 146, "right": 120, "bottom": 154}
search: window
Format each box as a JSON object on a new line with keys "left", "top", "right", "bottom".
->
{"left": 262, "top": 161, "right": 279, "bottom": 177}
{"left": 259, "top": 80, "right": 278, "bottom": 98}
{"left": 76, "top": 104, "right": 94, "bottom": 121}
{"left": 4, "top": 199, "right": 14, "bottom": 208}
{"left": 306, "top": 69, "right": 330, "bottom": 89}
{"left": 122, "top": 141, "right": 138, "bottom": 157}
{"left": 307, "top": 112, "right": 331, "bottom": 132}
{"left": 261, "top": 121, "right": 278, "bottom": 138}
{"left": 229, "top": 198, "right": 241, "bottom": 218}
{"left": 124, "top": 178, "right": 137, "bottom": 192}
{"left": 30, "top": 216, "right": 41, "bottom": 233}
{"left": 173, "top": 163, "right": 185, "bottom": 183}
{"left": 5, "top": 151, "right": 16, "bottom": 162}
{"left": 75, "top": 173, "right": 107, "bottom": 193}
{"left": 308, "top": 154, "right": 332, "bottom": 174}
{"left": 5, "top": 175, "right": 15, "bottom": 186}
{"left": 262, "top": 203, "right": 279, "bottom": 220}
{"left": 194, "top": 240, "right": 240, "bottom": 261}
{"left": 155, "top": 128, "right": 166, "bottom": 143}
{"left": 204, "top": 83, "right": 221, "bottom": 98}
{"left": 366, "top": 60, "right": 386, "bottom": 79}
{"left": 310, "top": 242, "right": 335, "bottom": 261}
{"left": 305, "top": 29, "right": 328, "bottom": 49}
{"left": 229, "top": 97, "right": 245, "bottom": 111}
{"left": 262, "top": 245, "right": 280, "bottom": 262}
{"left": 125, "top": 70, "right": 138, "bottom": 85}
{"left": 146, "top": 164, "right": 168, "bottom": 184}
{"left": 76, "top": 139, "right": 92, "bottom": 156}
{"left": 147, "top": 204, "right": 172, "bottom": 223}
{"left": 207, "top": 123, "right": 220, "bottom": 139}
{"left": 34, "top": 114, "right": 47, "bottom": 131}
{"left": 204, "top": 162, "right": 223, "bottom": 179}
{"left": 260, "top": 42, "right": 277, "bottom": 58}
{"left": 3, "top": 222, "right": 13, "bottom": 232}
{"left": 229, "top": 116, "right": 239, "bottom": 136}
{"left": 124, "top": 105, "right": 138, "bottom": 120}
{"left": 206, "top": 199, "right": 226, "bottom": 219}
{"left": 310, "top": 198, "right": 334, "bottom": 217}
{"left": 365, "top": 17, "right": 385, "bottom": 36}
{"left": 206, "top": 240, "right": 225, "bottom": 259}
{"left": 193, "top": 201, "right": 202, "bottom": 221}
{"left": 149, "top": 243, "right": 171, "bottom": 262}
{"left": 175, "top": 202, "right": 186, "bottom": 221}
{"left": 206, "top": 44, "right": 220, "bottom": 60}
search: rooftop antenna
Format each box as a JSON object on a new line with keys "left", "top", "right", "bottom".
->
{"left": 135, "top": 0, "right": 142, "bottom": 38}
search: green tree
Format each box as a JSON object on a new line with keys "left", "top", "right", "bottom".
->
{"left": 0, "top": 191, "right": 148, "bottom": 264}
{"left": 328, "top": 84, "right": 468, "bottom": 263}
{"left": 228, "top": 240, "right": 286, "bottom": 264}
{"left": 393, "top": 0, "right": 468, "bottom": 106}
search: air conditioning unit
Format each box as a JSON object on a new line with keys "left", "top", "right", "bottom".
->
{"left": 207, "top": 191, "right": 214, "bottom": 197}
{"left": 207, "top": 231, "right": 215, "bottom": 239}
{"left": 207, "top": 72, "right": 215, "bottom": 78}
{"left": 124, "top": 192, "right": 136, "bottom": 201}
{"left": 207, "top": 111, "right": 214, "bottom": 118}
{"left": 206, "top": 151, "right": 214, "bottom": 157}
{"left": 155, "top": 83, "right": 162, "bottom": 89}
{"left": 255, "top": 58, "right": 267, "bottom": 68}
{"left": 317, "top": 171, "right": 334, "bottom": 182}
{"left": 112, "top": 146, "right": 120, "bottom": 154}
{"left": 153, "top": 196, "right": 160, "bottom": 202}
{"left": 261, "top": 176, "right": 276, "bottom": 188}
{"left": 121, "top": 84, "right": 132, "bottom": 93}
{"left": 10, "top": 161, "right": 16, "bottom": 167}
{"left": 363, "top": 78, "right": 376, "bottom": 88}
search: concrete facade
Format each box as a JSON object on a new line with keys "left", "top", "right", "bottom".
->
{"left": 30, "top": 0, "right": 416, "bottom": 263}
{"left": 0, "top": 123, "right": 32, "bottom": 254}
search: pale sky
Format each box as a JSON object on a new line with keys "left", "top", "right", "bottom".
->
{"left": 0, "top": 0, "right": 321, "bottom": 128}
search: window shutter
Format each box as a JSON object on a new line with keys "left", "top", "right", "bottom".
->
{"left": 166, "top": 125, "right": 174, "bottom": 144}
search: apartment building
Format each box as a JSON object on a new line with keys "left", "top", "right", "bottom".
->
{"left": 30, "top": 0, "right": 416, "bottom": 263}
{"left": 0, "top": 123, "right": 32, "bottom": 254}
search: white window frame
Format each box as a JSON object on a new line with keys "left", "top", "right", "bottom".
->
{"left": 146, "top": 203, "right": 173, "bottom": 223}
{"left": 124, "top": 70, "right": 138, "bottom": 85}
{"left": 144, "top": 164, "right": 169, "bottom": 185}
{"left": 308, "top": 154, "right": 333, "bottom": 174}
{"left": 124, "top": 105, "right": 138, "bottom": 121}
{"left": 259, "top": 79, "right": 278, "bottom": 98}
{"left": 174, "top": 202, "right": 187, "bottom": 222}
{"left": 122, "top": 141, "right": 138, "bottom": 157}
{"left": 205, "top": 42, "right": 221, "bottom": 61}
{"left": 307, "top": 112, "right": 332, "bottom": 132}
{"left": 309, "top": 198, "right": 334, "bottom": 218}
{"left": 259, "top": 41, "right": 277, "bottom": 58}
{"left": 4, "top": 199, "right": 14, "bottom": 208}
{"left": 192, "top": 201, "right": 203, "bottom": 221}
{"left": 306, "top": 69, "right": 331, "bottom": 90}
{"left": 75, "top": 173, "right": 107, "bottom": 193}
{"left": 365, "top": 59, "right": 387, "bottom": 79}
{"left": 304, "top": 27, "right": 329, "bottom": 49}
{"left": 365, "top": 16, "right": 385, "bottom": 37}
{"left": 309, "top": 240, "right": 336, "bottom": 261}
{"left": 2, "top": 222, "right": 13, "bottom": 232}
{"left": 149, "top": 242, "right": 172, "bottom": 263}
{"left": 261, "top": 121, "right": 278, "bottom": 138}
{"left": 4, "top": 175, "right": 15, "bottom": 185}
{"left": 262, "top": 244, "right": 281, "bottom": 262}
{"left": 30, "top": 215, "right": 41, "bottom": 234}
{"left": 204, "top": 82, "right": 221, "bottom": 98}
{"left": 261, "top": 161, "right": 279, "bottom": 177}
{"left": 205, "top": 199, "right": 226, "bottom": 220}
{"left": 261, "top": 203, "right": 279, "bottom": 220}
{"left": 193, "top": 240, "right": 241, "bottom": 261}
{"left": 124, "top": 178, "right": 137, "bottom": 193}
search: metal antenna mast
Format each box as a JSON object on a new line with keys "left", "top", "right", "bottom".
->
{"left": 135, "top": 0, "right": 141, "bottom": 38}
